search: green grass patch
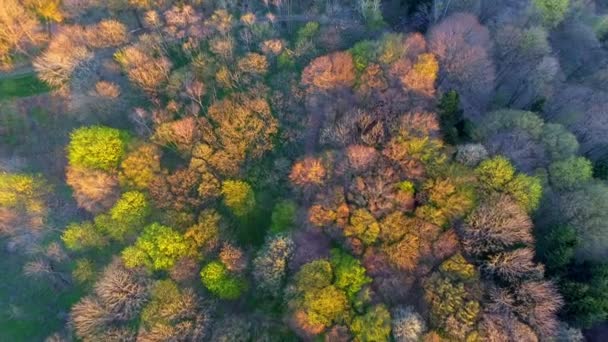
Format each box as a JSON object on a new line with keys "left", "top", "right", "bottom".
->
{"left": 0, "top": 73, "right": 50, "bottom": 100}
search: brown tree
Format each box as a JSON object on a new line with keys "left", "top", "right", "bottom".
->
{"left": 66, "top": 166, "right": 121, "bottom": 213}
{"left": 149, "top": 168, "right": 202, "bottom": 211}
{"left": 0, "top": 0, "right": 43, "bottom": 70}
{"left": 428, "top": 13, "right": 495, "bottom": 117}
{"left": 461, "top": 195, "right": 534, "bottom": 255}
{"left": 301, "top": 51, "right": 356, "bottom": 90}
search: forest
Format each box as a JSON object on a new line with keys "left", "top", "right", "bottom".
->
{"left": 1, "top": 0, "right": 608, "bottom": 341}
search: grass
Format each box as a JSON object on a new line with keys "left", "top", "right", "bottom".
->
{"left": 0, "top": 73, "right": 50, "bottom": 100}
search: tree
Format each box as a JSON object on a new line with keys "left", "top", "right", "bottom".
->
{"left": 70, "top": 296, "right": 112, "bottom": 340}
{"left": 34, "top": 27, "right": 92, "bottom": 88}
{"left": 424, "top": 273, "right": 480, "bottom": 340}
{"left": 149, "top": 168, "right": 202, "bottom": 211}
{"left": 392, "top": 306, "right": 427, "bottom": 342}
{"left": 345, "top": 209, "right": 380, "bottom": 245}
{"left": 290, "top": 157, "right": 327, "bottom": 188}
{"left": 301, "top": 51, "right": 356, "bottom": 90}
{"left": 483, "top": 248, "right": 545, "bottom": 283}
{"left": 93, "top": 260, "right": 149, "bottom": 321}
{"left": 119, "top": 144, "right": 161, "bottom": 189}
{"left": 114, "top": 45, "right": 172, "bottom": 93}
{"left": 200, "top": 94, "right": 278, "bottom": 176}
{"left": 221, "top": 180, "right": 255, "bottom": 217}
{"left": 533, "top": 0, "right": 570, "bottom": 27}
{"left": 461, "top": 195, "right": 534, "bottom": 255}
{"left": 330, "top": 249, "right": 371, "bottom": 299}
{"left": 537, "top": 225, "right": 578, "bottom": 272}
{"left": 555, "top": 182, "right": 608, "bottom": 261}
{"left": 122, "top": 223, "right": 189, "bottom": 271}
{"left": 549, "top": 157, "right": 593, "bottom": 190}
{"left": 67, "top": 126, "right": 129, "bottom": 171}
{"left": 139, "top": 279, "right": 210, "bottom": 341}
{"left": 253, "top": 234, "right": 295, "bottom": 295}
{"left": 428, "top": 13, "right": 495, "bottom": 117}
{"left": 401, "top": 53, "right": 439, "bottom": 95}
{"left": 24, "top": 0, "right": 63, "bottom": 27}
{"left": 66, "top": 166, "right": 121, "bottom": 213}
{"left": 270, "top": 200, "right": 297, "bottom": 234}
{"left": 200, "top": 260, "right": 247, "bottom": 300}
{"left": 438, "top": 90, "right": 466, "bottom": 144}
{"left": 476, "top": 156, "right": 542, "bottom": 212}
{"left": 349, "top": 305, "right": 392, "bottom": 342}
{"left": 98, "top": 191, "right": 150, "bottom": 241}
{"left": 62, "top": 221, "right": 107, "bottom": 251}
{"left": 0, "top": 172, "right": 49, "bottom": 237}
{"left": 0, "top": 0, "right": 43, "bottom": 70}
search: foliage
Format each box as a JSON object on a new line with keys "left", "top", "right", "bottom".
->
{"left": 221, "top": 180, "right": 255, "bottom": 217}
{"left": 122, "top": 223, "right": 189, "bottom": 271}
{"left": 68, "top": 126, "right": 129, "bottom": 171}
{"left": 200, "top": 261, "right": 247, "bottom": 300}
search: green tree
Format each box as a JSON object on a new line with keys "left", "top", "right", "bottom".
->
{"left": 68, "top": 126, "right": 129, "bottom": 171}
{"left": 506, "top": 174, "right": 543, "bottom": 212}
{"left": 549, "top": 157, "right": 593, "bottom": 190}
{"left": 537, "top": 225, "right": 578, "bottom": 272}
{"left": 476, "top": 156, "right": 515, "bottom": 190}
{"left": 350, "top": 304, "right": 392, "bottom": 342}
{"left": 0, "top": 172, "right": 49, "bottom": 236}
{"left": 330, "top": 249, "right": 371, "bottom": 299}
{"left": 95, "top": 191, "right": 150, "bottom": 241}
{"left": 62, "top": 221, "right": 106, "bottom": 251}
{"left": 561, "top": 263, "right": 608, "bottom": 327}
{"left": 438, "top": 90, "right": 468, "bottom": 144}
{"left": 270, "top": 200, "right": 297, "bottom": 234}
{"left": 221, "top": 180, "right": 255, "bottom": 217}
{"left": 533, "top": 0, "right": 570, "bottom": 27}
{"left": 122, "top": 223, "right": 189, "bottom": 271}
{"left": 350, "top": 40, "right": 377, "bottom": 72}
{"left": 200, "top": 260, "right": 247, "bottom": 300}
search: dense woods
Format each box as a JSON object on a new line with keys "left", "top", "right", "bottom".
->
{"left": 2, "top": 0, "right": 608, "bottom": 341}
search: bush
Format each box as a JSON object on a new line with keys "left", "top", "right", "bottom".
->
{"left": 67, "top": 126, "right": 129, "bottom": 171}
